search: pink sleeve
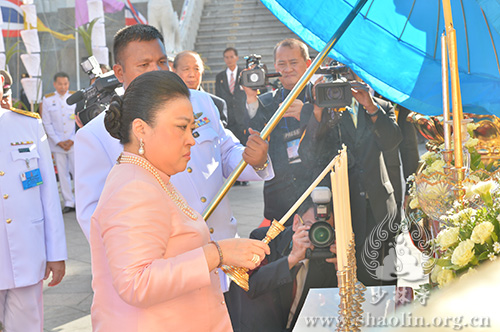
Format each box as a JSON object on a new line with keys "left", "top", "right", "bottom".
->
{"left": 96, "top": 179, "right": 211, "bottom": 308}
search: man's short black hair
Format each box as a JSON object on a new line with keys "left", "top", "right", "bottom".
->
{"left": 113, "top": 24, "right": 164, "bottom": 65}
{"left": 53, "top": 72, "right": 69, "bottom": 82}
{"left": 223, "top": 47, "right": 238, "bottom": 57}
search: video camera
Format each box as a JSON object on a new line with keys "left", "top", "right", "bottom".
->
{"left": 305, "top": 187, "right": 336, "bottom": 260}
{"left": 240, "top": 54, "right": 281, "bottom": 89}
{"left": 67, "top": 56, "right": 122, "bottom": 126}
{"left": 312, "top": 61, "right": 356, "bottom": 108}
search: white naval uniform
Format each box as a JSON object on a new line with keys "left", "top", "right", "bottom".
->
{"left": 0, "top": 108, "right": 67, "bottom": 331}
{"left": 75, "top": 89, "right": 274, "bottom": 292}
{"left": 41, "top": 91, "right": 76, "bottom": 208}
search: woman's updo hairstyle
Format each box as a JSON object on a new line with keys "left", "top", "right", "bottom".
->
{"left": 105, "top": 71, "right": 190, "bottom": 144}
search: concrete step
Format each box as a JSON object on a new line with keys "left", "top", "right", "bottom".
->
{"left": 198, "top": 23, "right": 289, "bottom": 37}
{"left": 195, "top": 33, "right": 298, "bottom": 49}
{"left": 199, "top": 13, "right": 283, "bottom": 25}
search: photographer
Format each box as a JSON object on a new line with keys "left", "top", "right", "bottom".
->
{"left": 243, "top": 38, "right": 315, "bottom": 225}
{"left": 72, "top": 57, "right": 121, "bottom": 129}
{"left": 299, "top": 68, "right": 402, "bottom": 286}
{"left": 237, "top": 193, "right": 337, "bottom": 332}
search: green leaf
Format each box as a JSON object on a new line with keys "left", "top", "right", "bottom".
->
{"left": 74, "top": 18, "right": 100, "bottom": 56}
{"left": 436, "top": 258, "right": 453, "bottom": 267}
{"left": 478, "top": 251, "right": 490, "bottom": 261}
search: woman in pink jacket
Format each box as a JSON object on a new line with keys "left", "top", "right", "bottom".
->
{"left": 90, "top": 71, "right": 269, "bottom": 331}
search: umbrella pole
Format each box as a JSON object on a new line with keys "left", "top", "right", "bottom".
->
{"left": 442, "top": 1, "right": 466, "bottom": 199}
{"left": 202, "top": 0, "right": 369, "bottom": 221}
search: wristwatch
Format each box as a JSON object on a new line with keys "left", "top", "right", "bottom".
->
{"left": 367, "top": 104, "right": 381, "bottom": 117}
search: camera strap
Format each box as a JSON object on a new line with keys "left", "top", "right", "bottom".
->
{"left": 280, "top": 89, "right": 307, "bottom": 164}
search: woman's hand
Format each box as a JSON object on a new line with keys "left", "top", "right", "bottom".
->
{"left": 204, "top": 238, "right": 270, "bottom": 271}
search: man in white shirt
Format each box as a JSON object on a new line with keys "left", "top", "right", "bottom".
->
{"left": 41, "top": 72, "right": 76, "bottom": 214}
{"left": 75, "top": 24, "right": 273, "bottom": 305}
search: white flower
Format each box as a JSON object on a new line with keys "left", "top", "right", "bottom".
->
{"left": 471, "top": 222, "right": 495, "bottom": 244}
{"left": 488, "top": 252, "right": 497, "bottom": 261}
{"left": 497, "top": 214, "right": 500, "bottom": 222}
{"left": 494, "top": 242, "right": 500, "bottom": 254}
{"left": 436, "top": 227, "right": 460, "bottom": 250}
{"left": 436, "top": 269, "right": 455, "bottom": 288}
{"left": 464, "top": 138, "right": 479, "bottom": 148}
{"left": 472, "top": 180, "right": 498, "bottom": 196}
{"left": 451, "top": 239, "right": 475, "bottom": 267}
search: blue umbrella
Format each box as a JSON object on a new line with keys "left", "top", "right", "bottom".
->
{"left": 260, "top": 0, "right": 500, "bottom": 117}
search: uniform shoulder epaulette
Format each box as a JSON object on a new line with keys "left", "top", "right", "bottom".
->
{"left": 69, "top": 90, "right": 76, "bottom": 94}
{"left": 9, "top": 107, "right": 41, "bottom": 119}
{"left": 44, "top": 92, "right": 55, "bottom": 98}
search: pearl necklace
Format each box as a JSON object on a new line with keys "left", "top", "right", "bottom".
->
{"left": 117, "top": 153, "right": 198, "bottom": 220}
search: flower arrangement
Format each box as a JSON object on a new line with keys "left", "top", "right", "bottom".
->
{"left": 428, "top": 180, "right": 500, "bottom": 287}
{"left": 405, "top": 122, "right": 500, "bottom": 290}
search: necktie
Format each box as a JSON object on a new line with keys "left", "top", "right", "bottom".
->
{"left": 229, "top": 72, "right": 235, "bottom": 94}
{"left": 348, "top": 99, "right": 359, "bottom": 128}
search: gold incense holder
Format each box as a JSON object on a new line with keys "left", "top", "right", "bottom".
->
{"left": 221, "top": 220, "right": 285, "bottom": 291}
{"left": 336, "top": 235, "right": 364, "bottom": 332}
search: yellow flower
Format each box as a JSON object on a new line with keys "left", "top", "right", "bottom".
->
{"left": 421, "top": 151, "right": 437, "bottom": 162}
{"left": 451, "top": 239, "right": 475, "bottom": 267}
{"left": 430, "top": 264, "right": 442, "bottom": 283}
{"left": 428, "top": 159, "right": 445, "bottom": 173}
{"left": 436, "top": 269, "right": 455, "bottom": 288}
{"left": 436, "top": 227, "right": 460, "bottom": 250}
{"left": 471, "top": 180, "right": 498, "bottom": 196}
{"left": 465, "top": 138, "right": 479, "bottom": 148}
{"left": 467, "top": 122, "right": 480, "bottom": 132}
{"left": 409, "top": 197, "right": 419, "bottom": 209}
{"left": 471, "top": 222, "right": 494, "bottom": 244}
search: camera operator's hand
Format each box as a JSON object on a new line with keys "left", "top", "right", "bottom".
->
{"left": 325, "top": 243, "right": 338, "bottom": 270}
{"left": 288, "top": 224, "right": 312, "bottom": 269}
{"left": 242, "top": 84, "right": 259, "bottom": 105}
{"left": 312, "top": 76, "right": 325, "bottom": 122}
{"left": 281, "top": 99, "right": 303, "bottom": 122}
{"left": 243, "top": 128, "right": 269, "bottom": 170}
{"left": 351, "top": 81, "right": 378, "bottom": 119}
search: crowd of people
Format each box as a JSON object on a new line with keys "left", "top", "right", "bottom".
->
{"left": 0, "top": 22, "right": 420, "bottom": 332}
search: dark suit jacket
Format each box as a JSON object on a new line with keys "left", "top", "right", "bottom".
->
{"left": 215, "top": 67, "right": 248, "bottom": 143}
{"left": 299, "top": 97, "right": 402, "bottom": 255}
{"left": 238, "top": 226, "right": 337, "bottom": 332}
{"left": 383, "top": 105, "right": 419, "bottom": 204}
{"left": 245, "top": 87, "right": 314, "bottom": 224}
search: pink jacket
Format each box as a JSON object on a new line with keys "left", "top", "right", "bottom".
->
{"left": 90, "top": 157, "right": 232, "bottom": 331}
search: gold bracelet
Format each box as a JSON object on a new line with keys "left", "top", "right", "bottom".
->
{"left": 210, "top": 240, "right": 223, "bottom": 268}
{"left": 253, "top": 157, "right": 270, "bottom": 172}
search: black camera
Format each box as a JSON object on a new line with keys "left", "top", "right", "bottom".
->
{"left": 68, "top": 56, "right": 122, "bottom": 126}
{"left": 313, "top": 62, "right": 355, "bottom": 108}
{"left": 240, "top": 54, "right": 280, "bottom": 89}
{"left": 306, "top": 187, "right": 335, "bottom": 260}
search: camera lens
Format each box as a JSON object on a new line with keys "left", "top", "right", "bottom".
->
{"left": 326, "top": 86, "right": 344, "bottom": 100}
{"left": 249, "top": 73, "right": 259, "bottom": 83}
{"left": 309, "top": 221, "right": 335, "bottom": 248}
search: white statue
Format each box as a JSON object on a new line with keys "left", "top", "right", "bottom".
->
{"left": 148, "top": 0, "right": 180, "bottom": 53}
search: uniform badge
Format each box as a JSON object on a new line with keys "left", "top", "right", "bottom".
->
{"left": 70, "top": 114, "right": 75, "bottom": 120}
{"left": 10, "top": 141, "right": 34, "bottom": 146}
{"left": 194, "top": 117, "right": 210, "bottom": 129}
